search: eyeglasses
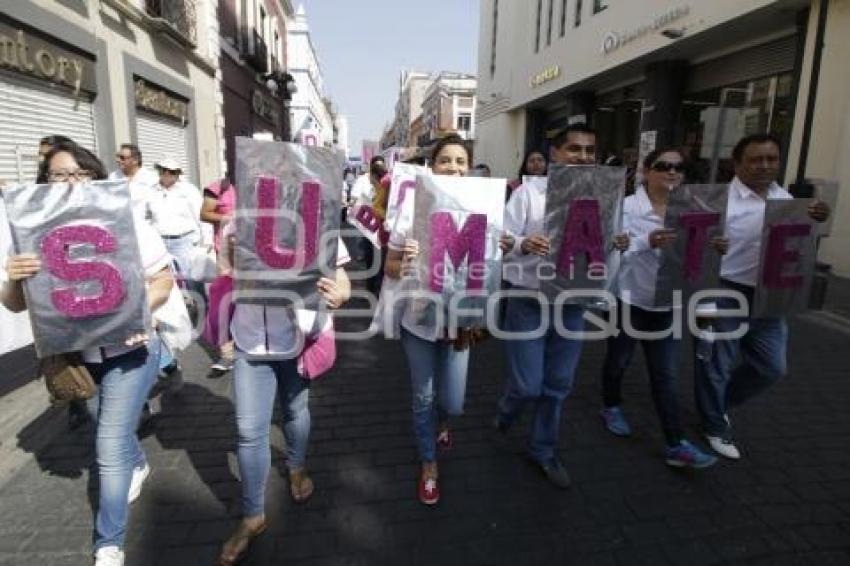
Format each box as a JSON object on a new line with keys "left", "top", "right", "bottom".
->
{"left": 47, "top": 169, "right": 93, "bottom": 183}
{"left": 650, "top": 161, "right": 685, "bottom": 173}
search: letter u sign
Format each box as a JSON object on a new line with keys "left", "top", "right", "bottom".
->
{"left": 254, "top": 176, "right": 322, "bottom": 269}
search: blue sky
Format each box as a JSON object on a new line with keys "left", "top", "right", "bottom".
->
{"left": 300, "top": 0, "right": 480, "bottom": 157}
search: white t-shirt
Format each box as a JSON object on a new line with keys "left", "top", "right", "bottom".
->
{"left": 230, "top": 238, "right": 351, "bottom": 357}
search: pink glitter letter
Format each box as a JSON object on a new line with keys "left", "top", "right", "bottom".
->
{"left": 355, "top": 205, "right": 381, "bottom": 233}
{"left": 762, "top": 222, "right": 812, "bottom": 289}
{"left": 41, "top": 225, "right": 126, "bottom": 319}
{"left": 557, "top": 198, "right": 605, "bottom": 276}
{"left": 429, "top": 212, "right": 487, "bottom": 292}
{"left": 396, "top": 180, "right": 416, "bottom": 208}
{"left": 679, "top": 212, "right": 721, "bottom": 283}
{"left": 255, "top": 176, "right": 321, "bottom": 269}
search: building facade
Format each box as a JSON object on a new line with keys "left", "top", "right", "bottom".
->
{"left": 218, "top": 0, "right": 294, "bottom": 175}
{"left": 420, "top": 72, "right": 478, "bottom": 146}
{"left": 383, "top": 70, "right": 432, "bottom": 149}
{"left": 287, "top": 4, "right": 335, "bottom": 148}
{"left": 476, "top": 0, "right": 850, "bottom": 275}
{"left": 0, "top": 0, "right": 223, "bottom": 355}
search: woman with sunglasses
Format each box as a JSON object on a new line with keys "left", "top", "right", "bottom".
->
{"left": 599, "top": 148, "right": 721, "bottom": 468}
{"left": 2, "top": 141, "right": 175, "bottom": 565}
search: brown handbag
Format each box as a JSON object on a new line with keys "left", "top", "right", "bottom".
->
{"left": 40, "top": 353, "right": 97, "bottom": 403}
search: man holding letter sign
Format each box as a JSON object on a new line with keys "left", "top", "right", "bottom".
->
{"left": 496, "top": 124, "right": 629, "bottom": 489}
{"left": 695, "top": 134, "right": 830, "bottom": 460}
{"left": 2, "top": 142, "right": 175, "bottom": 565}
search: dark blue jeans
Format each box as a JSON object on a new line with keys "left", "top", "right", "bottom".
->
{"left": 601, "top": 301, "right": 682, "bottom": 446}
{"left": 694, "top": 282, "right": 788, "bottom": 437}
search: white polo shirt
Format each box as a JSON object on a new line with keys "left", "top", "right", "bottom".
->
{"left": 230, "top": 238, "right": 350, "bottom": 357}
{"left": 618, "top": 186, "right": 666, "bottom": 311}
{"left": 108, "top": 167, "right": 159, "bottom": 225}
{"left": 721, "top": 176, "right": 793, "bottom": 287}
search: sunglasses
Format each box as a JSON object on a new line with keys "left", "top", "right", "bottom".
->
{"left": 650, "top": 161, "right": 685, "bottom": 173}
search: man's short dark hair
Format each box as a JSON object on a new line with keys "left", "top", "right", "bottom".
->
{"left": 731, "top": 133, "right": 781, "bottom": 163}
{"left": 550, "top": 123, "right": 597, "bottom": 149}
{"left": 120, "top": 143, "right": 143, "bottom": 165}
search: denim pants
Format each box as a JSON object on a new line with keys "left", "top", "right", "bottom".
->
{"left": 498, "top": 296, "right": 585, "bottom": 464}
{"left": 233, "top": 357, "right": 310, "bottom": 518}
{"left": 162, "top": 234, "right": 194, "bottom": 279}
{"left": 85, "top": 336, "right": 160, "bottom": 550}
{"left": 602, "top": 301, "right": 683, "bottom": 446}
{"left": 400, "top": 328, "right": 470, "bottom": 463}
{"left": 694, "top": 283, "right": 788, "bottom": 437}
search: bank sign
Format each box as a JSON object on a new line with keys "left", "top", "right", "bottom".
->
{"left": 0, "top": 20, "right": 97, "bottom": 96}
{"left": 601, "top": 6, "right": 691, "bottom": 55}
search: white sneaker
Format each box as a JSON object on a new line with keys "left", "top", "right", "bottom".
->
{"left": 705, "top": 435, "right": 741, "bottom": 460}
{"left": 127, "top": 463, "right": 150, "bottom": 504}
{"left": 94, "top": 546, "right": 124, "bottom": 566}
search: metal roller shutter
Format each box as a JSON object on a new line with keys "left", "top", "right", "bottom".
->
{"left": 687, "top": 34, "right": 799, "bottom": 93}
{"left": 136, "top": 112, "right": 196, "bottom": 185}
{"left": 0, "top": 72, "right": 98, "bottom": 184}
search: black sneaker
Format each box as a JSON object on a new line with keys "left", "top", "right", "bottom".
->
{"left": 534, "top": 457, "right": 572, "bottom": 489}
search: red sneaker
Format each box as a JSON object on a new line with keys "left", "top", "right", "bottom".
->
{"left": 418, "top": 475, "right": 440, "bottom": 505}
{"left": 436, "top": 429, "right": 452, "bottom": 451}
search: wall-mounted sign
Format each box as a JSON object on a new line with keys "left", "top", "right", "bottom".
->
{"left": 0, "top": 21, "right": 96, "bottom": 96}
{"left": 135, "top": 79, "right": 189, "bottom": 124}
{"left": 601, "top": 5, "right": 690, "bottom": 55}
{"left": 530, "top": 65, "right": 561, "bottom": 88}
{"left": 251, "top": 89, "right": 280, "bottom": 127}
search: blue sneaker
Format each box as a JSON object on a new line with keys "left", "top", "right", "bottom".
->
{"left": 665, "top": 440, "right": 718, "bottom": 469}
{"left": 600, "top": 406, "right": 631, "bottom": 436}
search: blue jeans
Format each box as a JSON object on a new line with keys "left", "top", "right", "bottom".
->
{"left": 602, "top": 301, "right": 683, "bottom": 446}
{"left": 162, "top": 234, "right": 194, "bottom": 281}
{"left": 233, "top": 356, "right": 310, "bottom": 518}
{"left": 498, "top": 296, "right": 585, "bottom": 464}
{"left": 400, "top": 328, "right": 470, "bottom": 463}
{"left": 84, "top": 336, "right": 161, "bottom": 551}
{"left": 694, "top": 283, "right": 788, "bottom": 437}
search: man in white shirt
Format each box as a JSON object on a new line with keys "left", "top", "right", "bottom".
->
{"left": 108, "top": 144, "right": 159, "bottom": 224}
{"left": 148, "top": 156, "right": 203, "bottom": 279}
{"left": 696, "top": 133, "right": 830, "bottom": 460}
{"left": 496, "top": 124, "right": 628, "bottom": 488}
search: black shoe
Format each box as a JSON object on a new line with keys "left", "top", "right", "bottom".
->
{"left": 533, "top": 457, "right": 572, "bottom": 489}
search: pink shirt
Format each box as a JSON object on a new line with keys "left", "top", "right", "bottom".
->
{"left": 205, "top": 179, "right": 237, "bottom": 251}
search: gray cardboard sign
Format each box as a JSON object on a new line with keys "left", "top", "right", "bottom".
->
{"left": 1, "top": 181, "right": 149, "bottom": 357}
{"left": 655, "top": 184, "right": 729, "bottom": 307}
{"left": 234, "top": 138, "right": 341, "bottom": 309}
{"left": 409, "top": 174, "right": 506, "bottom": 329}
{"left": 541, "top": 165, "right": 625, "bottom": 301}
{"left": 753, "top": 199, "right": 817, "bottom": 317}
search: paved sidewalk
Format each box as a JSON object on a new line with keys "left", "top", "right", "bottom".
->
{"left": 0, "top": 287, "right": 849, "bottom": 565}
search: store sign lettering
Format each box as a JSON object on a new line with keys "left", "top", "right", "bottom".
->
{"left": 601, "top": 5, "right": 691, "bottom": 55}
{"left": 0, "top": 30, "right": 85, "bottom": 95}
{"left": 135, "top": 79, "right": 189, "bottom": 123}
{"left": 530, "top": 65, "right": 561, "bottom": 88}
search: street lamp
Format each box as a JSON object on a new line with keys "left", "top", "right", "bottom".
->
{"left": 263, "top": 71, "right": 298, "bottom": 141}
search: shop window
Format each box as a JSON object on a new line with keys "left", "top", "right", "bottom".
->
{"left": 679, "top": 72, "right": 795, "bottom": 184}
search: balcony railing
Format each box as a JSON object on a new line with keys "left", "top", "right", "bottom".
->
{"left": 145, "top": 0, "right": 197, "bottom": 48}
{"left": 243, "top": 28, "right": 269, "bottom": 74}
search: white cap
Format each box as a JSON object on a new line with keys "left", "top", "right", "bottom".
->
{"left": 155, "top": 156, "right": 182, "bottom": 172}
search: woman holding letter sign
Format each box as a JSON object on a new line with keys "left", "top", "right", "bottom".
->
{"left": 217, "top": 241, "right": 351, "bottom": 564}
{"left": 600, "top": 148, "right": 720, "bottom": 469}
{"left": 1, "top": 142, "right": 175, "bottom": 566}
{"left": 384, "top": 135, "right": 487, "bottom": 506}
